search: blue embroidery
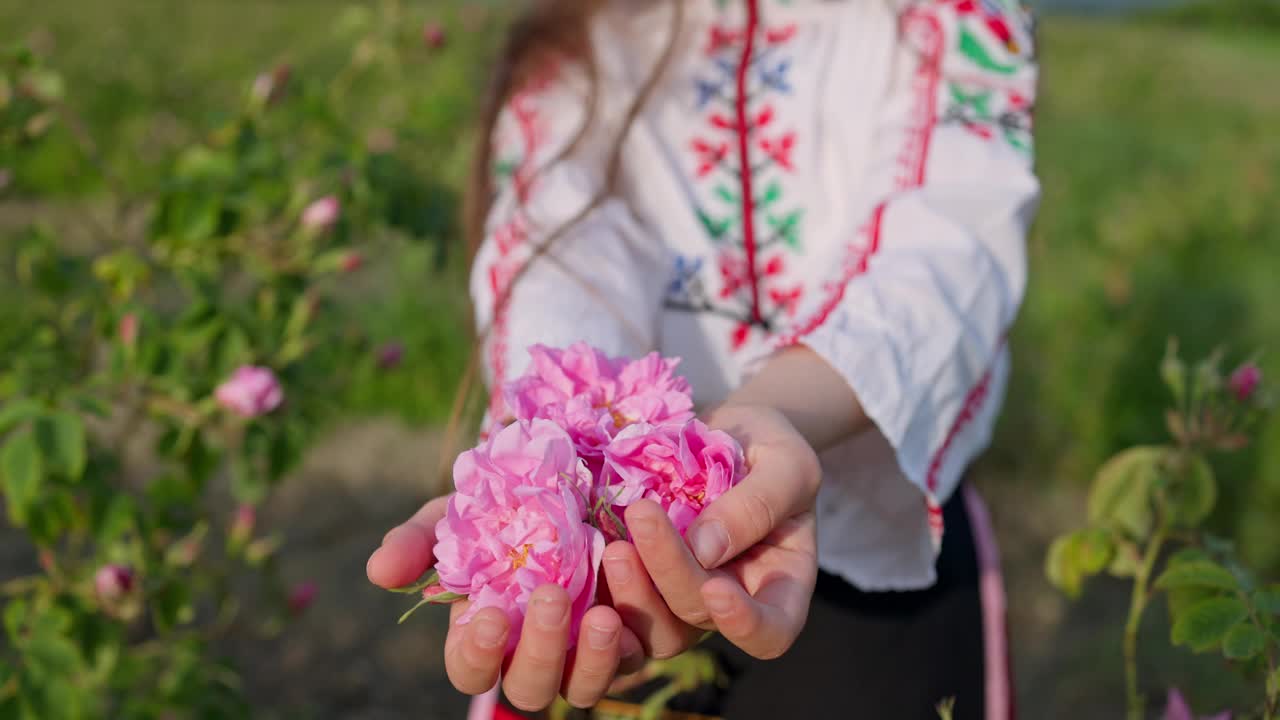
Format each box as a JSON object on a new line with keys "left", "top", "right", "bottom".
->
{"left": 667, "top": 255, "right": 705, "bottom": 298}
{"left": 758, "top": 58, "right": 792, "bottom": 94}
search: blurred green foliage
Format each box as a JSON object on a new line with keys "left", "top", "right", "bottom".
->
{"left": 1006, "top": 17, "right": 1280, "bottom": 570}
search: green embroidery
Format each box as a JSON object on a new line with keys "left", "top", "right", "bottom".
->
{"left": 1004, "top": 128, "right": 1033, "bottom": 154}
{"left": 714, "top": 184, "right": 738, "bottom": 204}
{"left": 492, "top": 157, "right": 518, "bottom": 181}
{"left": 949, "top": 85, "right": 994, "bottom": 117}
{"left": 959, "top": 27, "right": 1019, "bottom": 76}
{"left": 768, "top": 209, "right": 804, "bottom": 251}
{"left": 697, "top": 208, "right": 734, "bottom": 243}
{"left": 757, "top": 180, "right": 782, "bottom": 209}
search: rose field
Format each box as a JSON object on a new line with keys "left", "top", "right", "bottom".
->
{"left": 1, "top": 1, "right": 1279, "bottom": 718}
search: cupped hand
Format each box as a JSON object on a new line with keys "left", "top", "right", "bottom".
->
{"left": 603, "top": 403, "right": 820, "bottom": 661}
{"left": 366, "top": 496, "right": 645, "bottom": 711}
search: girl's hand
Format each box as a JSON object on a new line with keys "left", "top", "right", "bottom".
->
{"left": 603, "top": 403, "right": 820, "bottom": 661}
{"left": 366, "top": 498, "right": 646, "bottom": 711}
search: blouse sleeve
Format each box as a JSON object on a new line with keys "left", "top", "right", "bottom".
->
{"left": 783, "top": 1, "right": 1040, "bottom": 511}
{"left": 470, "top": 71, "right": 668, "bottom": 422}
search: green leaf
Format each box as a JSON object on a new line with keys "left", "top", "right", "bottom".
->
{"left": 1253, "top": 586, "right": 1280, "bottom": 615}
{"left": 1088, "top": 446, "right": 1166, "bottom": 540}
{"left": 1156, "top": 561, "right": 1239, "bottom": 592}
{"left": 92, "top": 493, "right": 136, "bottom": 546}
{"left": 2, "top": 429, "right": 43, "bottom": 526}
{"left": 1171, "top": 596, "right": 1248, "bottom": 652}
{"left": 390, "top": 568, "right": 440, "bottom": 595}
{"left": 1045, "top": 528, "right": 1113, "bottom": 598}
{"left": 71, "top": 394, "right": 110, "bottom": 419}
{"left": 1107, "top": 541, "right": 1142, "bottom": 578}
{"left": 1168, "top": 585, "right": 1216, "bottom": 627}
{"left": 1167, "top": 454, "right": 1216, "bottom": 528}
{"left": 25, "top": 631, "right": 81, "bottom": 679}
{"left": 33, "top": 412, "right": 86, "bottom": 481}
{"left": 151, "top": 581, "right": 194, "bottom": 633}
{"left": 0, "top": 399, "right": 43, "bottom": 434}
{"left": 1222, "top": 620, "right": 1266, "bottom": 660}
{"left": 4, "top": 599, "right": 28, "bottom": 644}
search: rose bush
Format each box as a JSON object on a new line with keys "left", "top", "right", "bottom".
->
{"left": 0, "top": 5, "right": 478, "bottom": 716}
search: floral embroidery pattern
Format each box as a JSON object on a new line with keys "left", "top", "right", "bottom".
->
{"left": 665, "top": 0, "right": 804, "bottom": 351}
{"left": 943, "top": 0, "right": 1035, "bottom": 152}
{"left": 779, "top": 7, "right": 947, "bottom": 347}
{"left": 485, "top": 83, "right": 553, "bottom": 421}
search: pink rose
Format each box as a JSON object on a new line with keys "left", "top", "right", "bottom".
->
{"left": 215, "top": 366, "right": 284, "bottom": 418}
{"left": 423, "top": 22, "right": 446, "bottom": 49}
{"left": 95, "top": 564, "right": 135, "bottom": 602}
{"left": 503, "top": 344, "right": 695, "bottom": 459}
{"left": 434, "top": 420, "right": 603, "bottom": 650}
{"left": 301, "top": 195, "right": 341, "bottom": 231}
{"left": 602, "top": 420, "right": 745, "bottom": 537}
{"left": 1163, "top": 688, "right": 1231, "bottom": 720}
{"left": 1228, "top": 363, "right": 1261, "bottom": 402}
{"left": 377, "top": 341, "right": 404, "bottom": 370}
{"left": 340, "top": 251, "right": 363, "bottom": 273}
{"left": 288, "top": 581, "right": 317, "bottom": 616}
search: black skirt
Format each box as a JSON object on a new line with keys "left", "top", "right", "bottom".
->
{"left": 492, "top": 486, "right": 1002, "bottom": 720}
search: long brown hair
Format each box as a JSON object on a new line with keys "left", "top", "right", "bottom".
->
{"left": 440, "top": 1, "right": 684, "bottom": 483}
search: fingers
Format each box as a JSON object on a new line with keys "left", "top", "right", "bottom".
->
{"left": 366, "top": 495, "right": 450, "bottom": 588}
{"left": 700, "top": 573, "right": 811, "bottom": 660}
{"left": 686, "top": 442, "right": 820, "bottom": 569}
{"left": 560, "top": 605, "right": 623, "bottom": 708}
{"left": 617, "top": 626, "right": 646, "bottom": 676}
{"left": 603, "top": 540, "right": 700, "bottom": 659}
{"left": 502, "top": 585, "right": 572, "bottom": 712}
{"left": 444, "top": 601, "right": 509, "bottom": 695}
{"left": 625, "top": 501, "right": 719, "bottom": 630}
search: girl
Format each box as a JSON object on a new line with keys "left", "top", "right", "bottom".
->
{"left": 367, "top": 0, "right": 1038, "bottom": 717}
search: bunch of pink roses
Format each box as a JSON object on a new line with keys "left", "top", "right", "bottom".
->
{"left": 395, "top": 343, "right": 746, "bottom": 651}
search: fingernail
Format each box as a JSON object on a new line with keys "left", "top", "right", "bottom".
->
{"left": 690, "top": 520, "right": 730, "bottom": 568}
{"left": 604, "top": 555, "right": 632, "bottom": 585}
{"left": 587, "top": 623, "right": 618, "bottom": 650}
{"left": 705, "top": 589, "right": 734, "bottom": 615}
{"left": 627, "top": 514, "right": 656, "bottom": 542}
{"left": 532, "top": 595, "right": 567, "bottom": 629}
{"left": 473, "top": 617, "right": 506, "bottom": 649}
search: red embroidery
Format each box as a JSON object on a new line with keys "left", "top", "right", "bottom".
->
{"left": 759, "top": 131, "right": 796, "bottom": 171}
{"left": 765, "top": 24, "right": 799, "bottom": 45}
{"left": 769, "top": 285, "right": 804, "bottom": 316}
{"left": 735, "top": 0, "right": 764, "bottom": 326}
{"left": 691, "top": 139, "right": 731, "bottom": 178}
{"left": 925, "top": 338, "right": 1004, "bottom": 495}
{"left": 779, "top": 201, "right": 887, "bottom": 344}
{"left": 781, "top": 8, "right": 944, "bottom": 347}
{"left": 707, "top": 25, "right": 744, "bottom": 55}
{"left": 674, "top": 0, "right": 803, "bottom": 352}
{"left": 484, "top": 86, "right": 552, "bottom": 419}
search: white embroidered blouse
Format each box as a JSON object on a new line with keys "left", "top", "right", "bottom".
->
{"left": 470, "top": 0, "right": 1039, "bottom": 590}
